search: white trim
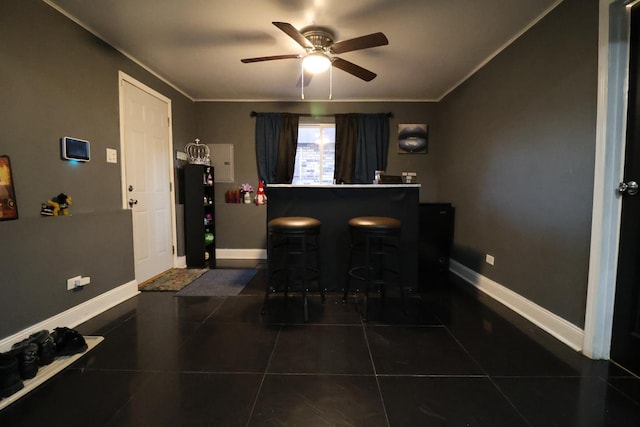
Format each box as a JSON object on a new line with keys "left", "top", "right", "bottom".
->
{"left": 118, "top": 71, "right": 180, "bottom": 273}
{"left": 450, "top": 260, "right": 585, "bottom": 352}
{"left": 437, "top": 0, "right": 564, "bottom": 101}
{"left": 0, "top": 281, "right": 138, "bottom": 352}
{"left": 583, "top": 0, "right": 633, "bottom": 359}
{"left": 175, "top": 256, "right": 187, "bottom": 269}
{"left": 216, "top": 248, "right": 267, "bottom": 260}
{"left": 42, "top": 1, "right": 193, "bottom": 101}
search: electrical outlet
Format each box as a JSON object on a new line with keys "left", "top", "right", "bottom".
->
{"left": 67, "top": 275, "right": 91, "bottom": 290}
{"left": 486, "top": 254, "right": 495, "bottom": 266}
{"left": 67, "top": 276, "right": 80, "bottom": 290}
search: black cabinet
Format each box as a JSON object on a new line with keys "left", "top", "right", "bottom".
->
{"left": 184, "top": 164, "right": 216, "bottom": 268}
{"left": 418, "top": 203, "right": 454, "bottom": 286}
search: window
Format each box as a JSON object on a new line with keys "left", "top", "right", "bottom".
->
{"left": 292, "top": 122, "right": 335, "bottom": 185}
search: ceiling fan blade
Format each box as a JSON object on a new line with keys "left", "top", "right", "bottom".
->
{"left": 330, "top": 32, "right": 389, "bottom": 54}
{"left": 273, "top": 22, "right": 314, "bottom": 49}
{"left": 241, "top": 54, "right": 301, "bottom": 63}
{"left": 332, "top": 57, "right": 377, "bottom": 81}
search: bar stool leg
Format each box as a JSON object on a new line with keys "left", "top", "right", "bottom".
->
{"left": 396, "top": 241, "right": 407, "bottom": 315}
{"left": 362, "top": 234, "right": 372, "bottom": 322}
{"left": 343, "top": 237, "right": 353, "bottom": 303}
{"left": 317, "top": 233, "right": 325, "bottom": 304}
{"left": 262, "top": 230, "right": 274, "bottom": 316}
{"left": 301, "top": 233, "right": 309, "bottom": 322}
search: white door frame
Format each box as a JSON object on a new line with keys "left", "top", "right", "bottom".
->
{"left": 584, "top": 0, "right": 638, "bottom": 358}
{"left": 118, "top": 71, "right": 178, "bottom": 274}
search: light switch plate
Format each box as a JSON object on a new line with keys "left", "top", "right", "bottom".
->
{"left": 106, "top": 148, "right": 118, "bottom": 164}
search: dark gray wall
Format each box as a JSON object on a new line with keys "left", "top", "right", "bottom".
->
{"left": 0, "top": 0, "right": 195, "bottom": 338}
{"left": 0, "top": 0, "right": 600, "bottom": 340}
{"left": 195, "top": 101, "right": 438, "bottom": 249}
{"left": 436, "top": 0, "right": 598, "bottom": 327}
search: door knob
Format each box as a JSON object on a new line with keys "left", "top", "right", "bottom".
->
{"left": 618, "top": 181, "right": 639, "bottom": 196}
{"left": 128, "top": 198, "right": 138, "bottom": 208}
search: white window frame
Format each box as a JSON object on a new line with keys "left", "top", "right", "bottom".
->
{"left": 292, "top": 120, "right": 336, "bottom": 185}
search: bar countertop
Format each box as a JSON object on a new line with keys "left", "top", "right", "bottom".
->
{"left": 267, "top": 184, "right": 421, "bottom": 188}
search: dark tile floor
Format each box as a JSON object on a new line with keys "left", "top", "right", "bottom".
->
{"left": 2, "top": 262, "right": 640, "bottom": 426}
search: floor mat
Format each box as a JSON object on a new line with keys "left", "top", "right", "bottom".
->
{"left": 175, "top": 269, "right": 257, "bottom": 297}
{"left": 139, "top": 268, "right": 209, "bottom": 292}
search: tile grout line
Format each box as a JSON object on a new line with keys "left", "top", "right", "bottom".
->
{"left": 597, "top": 376, "right": 640, "bottom": 409}
{"left": 440, "top": 321, "right": 534, "bottom": 427}
{"left": 361, "top": 321, "right": 391, "bottom": 427}
{"left": 245, "top": 325, "right": 282, "bottom": 427}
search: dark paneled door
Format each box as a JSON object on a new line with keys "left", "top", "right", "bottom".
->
{"left": 611, "top": 3, "right": 640, "bottom": 375}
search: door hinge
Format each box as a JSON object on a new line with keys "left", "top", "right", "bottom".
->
{"left": 169, "top": 182, "right": 172, "bottom": 192}
{"left": 172, "top": 245, "right": 175, "bottom": 255}
{"left": 167, "top": 117, "right": 171, "bottom": 127}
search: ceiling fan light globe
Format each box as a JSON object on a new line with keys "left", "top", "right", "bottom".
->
{"left": 303, "top": 53, "right": 331, "bottom": 74}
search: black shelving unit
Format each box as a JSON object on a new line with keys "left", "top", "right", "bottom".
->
{"left": 418, "top": 203, "right": 454, "bottom": 286}
{"left": 184, "top": 164, "right": 216, "bottom": 268}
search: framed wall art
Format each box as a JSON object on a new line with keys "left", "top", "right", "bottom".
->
{"left": 0, "top": 155, "right": 18, "bottom": 220}
{"left": 398, "top": 124, "right": 429, "bottom": 154}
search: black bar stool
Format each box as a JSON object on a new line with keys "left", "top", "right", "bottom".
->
{"left": 262, "top": 216, "right": 324, "bottom": 322}
{"left": 343, "top": 216, "right": 404, "bottom": 321}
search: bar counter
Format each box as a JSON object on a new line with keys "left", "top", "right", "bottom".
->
{"left": 266, "top": 184, "right": 420, "bottom": 292}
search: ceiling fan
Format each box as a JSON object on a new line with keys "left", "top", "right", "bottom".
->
{"left": 241, "top": 22, "right": 388, "bottom": 83}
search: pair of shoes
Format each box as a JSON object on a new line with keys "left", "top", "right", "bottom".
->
{"left": 8, "top": 342, "right": 39, "bottom": 380}
{"left": 13, "top": 330, "right": 55, "bottom": 367}
{"left": 0, "top": 352, "right": 24, "bottom": 399}
{"left": 51, "top": 327, "right": 87, "bottom": 357}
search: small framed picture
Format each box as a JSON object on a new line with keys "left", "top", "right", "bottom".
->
{"left": 398, "top": 124, "right": 429, "bottom": 154}
{"left": 0, "top": 155, "right": 18, "bottom": 221}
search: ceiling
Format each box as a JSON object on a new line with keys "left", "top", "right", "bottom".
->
{"left": 45, "top": 0, "right": 560, "bottom": 102}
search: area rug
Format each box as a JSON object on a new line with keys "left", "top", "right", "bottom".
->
{"left": 139, "top": 268, "right": 208, "bottom": 292}
{"left": 176, "top": 269, "right": 257, "bottom": 297}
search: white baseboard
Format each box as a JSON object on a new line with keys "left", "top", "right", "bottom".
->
{"left": 0, "top": 281, "right": 139, "bottom": 352}
{"left": 216, "top": 248, "right": 266, "bottom": 259}
{"left": 175, "top": 256, "right": 186, "bottom": 268}
{"left": 449, "top": 259, "right": 585, "bottom": 352}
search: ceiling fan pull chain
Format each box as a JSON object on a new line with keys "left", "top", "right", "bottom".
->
{"left": 329, "top": 64, "right": 333, "bottom": 100}
{"left": 301, "top": 61, "right": 305, "bottom": 100}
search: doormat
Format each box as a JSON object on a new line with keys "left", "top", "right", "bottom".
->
{"left": 176, "top": 269, "right": 257, "bottom": 297}
{"left": 139, "top": 268, "right": 209, "bottom": 292}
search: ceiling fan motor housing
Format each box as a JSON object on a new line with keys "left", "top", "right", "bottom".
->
{"left": 302, "top": 28, "right": 334, "bottom": 53}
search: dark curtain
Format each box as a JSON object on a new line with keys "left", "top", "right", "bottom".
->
{"left": 336, "top": 113, "right": 390, "bottom": 184}
{"left": 255, "top": 113, "right": 299, "bottom": 184}
{"left": 275, "top": 113, "right": 299, "bottom": 183}
{"left": 355, "top": 113, "right": 390, "bottom": 183}
{"left": 334, "top": 114, "right": 359, "bottom": 183}
{"left": 255, "top": 113, "right": 281, "bottom": 183}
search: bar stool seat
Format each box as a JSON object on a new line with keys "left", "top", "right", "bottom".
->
{"left": 344, "top": 216, "right": 404, "bottom": 321}
{"left": 263, "top": 216, "right": 324, "bottom": 322}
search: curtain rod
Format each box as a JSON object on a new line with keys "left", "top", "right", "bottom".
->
{"left": 249, "top": 111, "right": 393, "bottom": 118}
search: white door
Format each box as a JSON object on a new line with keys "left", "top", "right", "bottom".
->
{"left": 120, "top": 75, "right": 175, "bottom": 284}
